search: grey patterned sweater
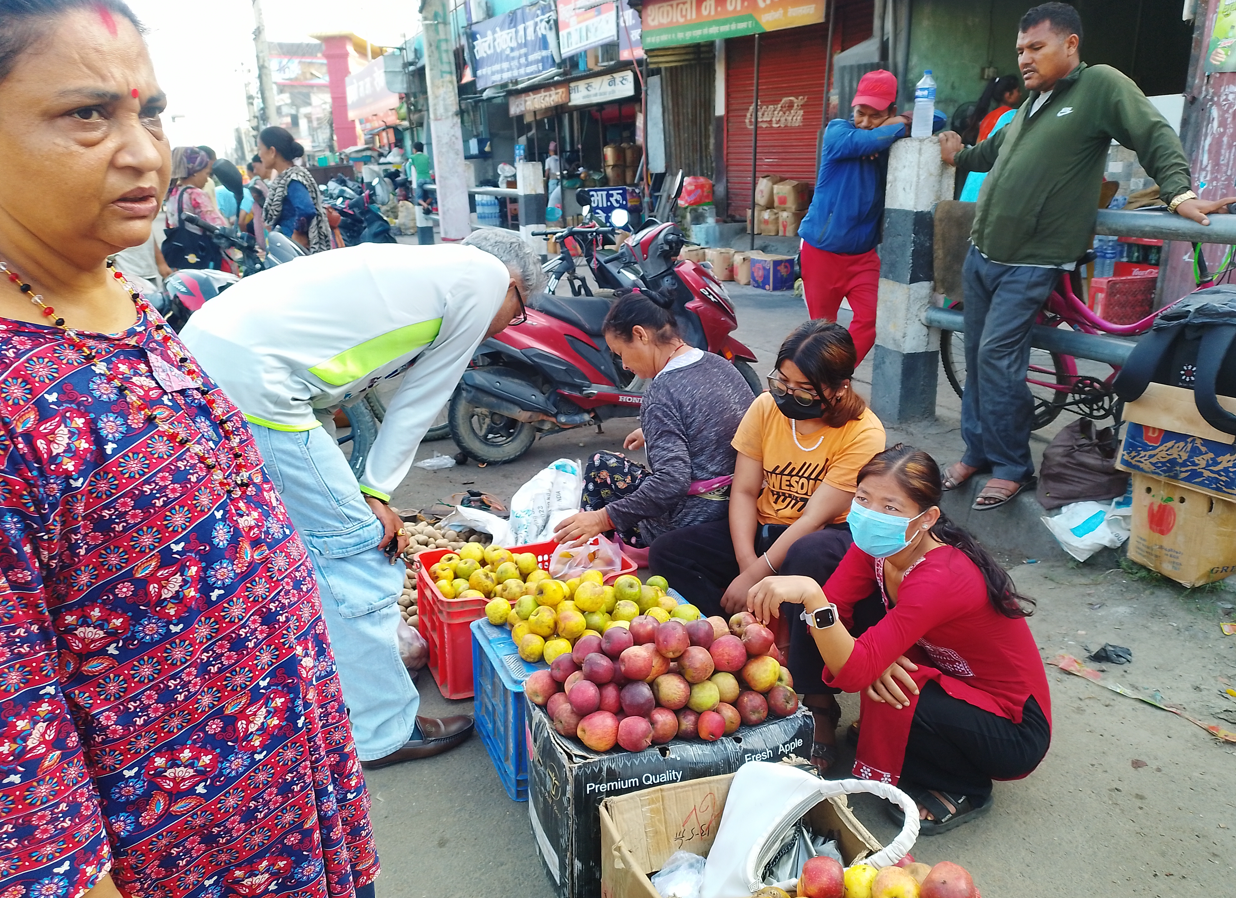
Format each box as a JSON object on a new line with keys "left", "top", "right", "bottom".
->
{"left": 605, "top": 351, "right": 755, "bottom": 541}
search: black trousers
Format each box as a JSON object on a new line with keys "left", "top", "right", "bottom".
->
{"left": 901, "top": 681, "right": 1051, "bottom": 800}
{"left": 649, "top": 519, "right": 881, "bottom": 693}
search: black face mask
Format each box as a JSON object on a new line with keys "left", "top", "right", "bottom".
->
{"left": 773, "top": 390, "right": 827, "bottom": 421}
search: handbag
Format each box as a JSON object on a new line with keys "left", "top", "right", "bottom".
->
{"left": 1036, "top": 418, "right": 1128, "bottom": 510}
{"left": 1113, "top": 285, "right": 1236, "bottom": 435}
{"left": 162, "top": 189, "right": 222, "bottom": 270}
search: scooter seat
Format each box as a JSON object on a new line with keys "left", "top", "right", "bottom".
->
{"left": 530, "top": 293, "right": 614, "bottom": 336}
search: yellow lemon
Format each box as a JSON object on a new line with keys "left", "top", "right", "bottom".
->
{"left": 493, "top": 561, "right": 522, "bottom": 584}
{"left": 435, "top": 578, "right": 456, "bottom": 599}
{"left": 580, "top": 569, "right": 604, "bottom": 586}
{"left": 511, "top": 621, "right": 532, "bottom": 644}
{"left": 556, "top": 609, "right": 586, "bottom": 640}
{"left": 646, "top": 606, "right": 671, "bottom": 623}
{"left": 612, "top": 574, "right": 642, "bottom": 604}
{"left": 612, "top": 600, "right": 639, "bottom": 622}
{"left": 454, "top": 558, "right": 481, "bottom": 581}
{"left": 843, "top": 864, "right": 879, "bottom": 898}
{"left": 429, "top": 561, "right": 456, "bottom": 582}
{"left": 583, "top": 610, "right": 610, "bottom": 632}
{"left": 602, "top": 585, "right": 617, "bottom": 613}
{"left": 452, "top": 578, "right": 470, "bottom": 598}
{"left": 543, "top": 637, "right": 572, "bottom": 664}
{"left": 459, "top": 589, "right": 486, "bottom": 598}
{"left": 645, "top": 575, "right": 669, "bottom": 592}
{"left": 515, "top": 552, "right": 540, "bottom": 577}
{"left": 526, "top": 569, "right": 552, "bottom": 586}
{"left": 604, "top": 619, "right": 631, "bottom": 632}
{"left": 458, "top": 542, "right": 485, "bottom": 563}
{"left": 670, "top": 603, "right": 700, "bottom": 621}
{"left": 468, "top": 569, "right": 497, "bottom": 597}
{"left": 528, "top": 605, "right": 557, "bottom": 638}
{"left": 573, "top": 581, "right": 606, "bottom": 613}
{"left": 535, "top": 579, "right": 566, "bottom": 607}
{"left": 485, "top": 598, "right": 511, "bottom": 626}
{"left": 518, "top": 633, "right": 545, "bottom": 663}
{"left": 564, "top": 577, "right": 580, "bottom": 598}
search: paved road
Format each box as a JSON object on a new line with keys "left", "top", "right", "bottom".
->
{"left": 363, "top": 281, "right": 1236, "bottom": 897}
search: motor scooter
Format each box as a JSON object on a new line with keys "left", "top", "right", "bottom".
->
{"left": 324, "top": 175, "right": 396, "bottom": 245}
{"left": 446, "top": 192, "right": 760, "bottom": 464}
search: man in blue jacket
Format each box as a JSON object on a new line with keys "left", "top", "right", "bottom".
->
{"left": 798, "top": 70, "right": 910, "bottom": 363}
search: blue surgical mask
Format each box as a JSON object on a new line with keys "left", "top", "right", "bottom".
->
{"left": 848, "top": 501, "right": 929, "bottom": 558}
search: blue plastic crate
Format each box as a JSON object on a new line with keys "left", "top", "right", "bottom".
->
{"left": 471, "top": 619, "right": 547, "bottom": 802}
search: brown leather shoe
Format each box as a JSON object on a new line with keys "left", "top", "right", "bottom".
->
{"left": 360, "top": 716, "right": 475, "bottom": 770}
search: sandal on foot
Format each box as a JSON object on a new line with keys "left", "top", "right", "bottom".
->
{"left": 846, "top": 720, "right": 860, "bottom": 747}
{"left": 972, "top": 478, "right": 1034, "bottom": 511}
{"left": 941, "top": 463, "right": 981, "bottom": 492}
{"left": 914, "top": 790, "right": 993, "bottom": 835}
{"left": 810, "top": 741, "right": 840, "bottom": 775}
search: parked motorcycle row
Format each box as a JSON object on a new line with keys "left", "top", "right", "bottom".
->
{"left": 166, "top": 181, "right": 759, "bottom": 469}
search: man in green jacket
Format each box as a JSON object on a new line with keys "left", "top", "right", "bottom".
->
{"left": 937, "top": 2, "right": 1235, "bottom": 508}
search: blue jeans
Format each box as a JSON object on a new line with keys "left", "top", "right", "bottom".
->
{"left": 960, "top": 246, "right": 1061, "bottom": 483}
{"left": 249, "top": 423, "right": 419, "bottom": 761}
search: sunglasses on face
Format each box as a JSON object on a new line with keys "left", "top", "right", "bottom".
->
{"left": 510, "top": 283, "right": 528, "bottom": 326}
{"left": 766, "top": 371, "right": 823, "bottom": 407}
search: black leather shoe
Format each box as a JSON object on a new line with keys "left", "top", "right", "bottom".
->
{"left": 360, "top": 715, "right": 475, "bottom": 770}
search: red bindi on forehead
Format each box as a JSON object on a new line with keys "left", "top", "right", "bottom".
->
{"left": 96, "top": 4, "right": 119, "bottom": 37}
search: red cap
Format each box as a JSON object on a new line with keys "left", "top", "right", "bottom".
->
{"left": 852, "top": 70, "right": 898, "bottom": 110}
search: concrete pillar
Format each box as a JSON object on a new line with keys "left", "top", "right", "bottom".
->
{"left": 422, "top": 0, "right": 471, "bottom": 241}
{"left": 516, "top": 161, "right": 547, "bottom": 252}
{"left": 319, "top": 35, "right": 359, "bottom": 152}
{"left": 870, "top": 137, "right": 954, "bottom": 423}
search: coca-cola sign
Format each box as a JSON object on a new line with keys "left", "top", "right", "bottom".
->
{"left": 745, "top": 96, "right": 808, "bottom": 129}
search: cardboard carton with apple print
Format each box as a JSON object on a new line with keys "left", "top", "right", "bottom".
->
{"left": 1127, "top": 473, "right": 1236, "bottom": 587}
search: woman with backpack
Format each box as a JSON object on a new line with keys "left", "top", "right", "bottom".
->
{"left": 163, "top": 145, "right": 226, "bottom": 269}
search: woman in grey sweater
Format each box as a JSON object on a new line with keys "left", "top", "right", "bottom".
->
{"left": 554, "top": 289, "right": 756, "bottom": 548}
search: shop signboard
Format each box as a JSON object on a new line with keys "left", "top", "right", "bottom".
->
{"left": 641, "top": 0, "right": 825, "bottom": 49}
{"left": 619, "top": 5, "right": 645, "bottom": 60}
{"left": 587, "top": 186, "right": 636, "bottom": 225}
{"left": 557, "top": 0, "right": 618, "bottom": 55}
{"left": 509, "top": 83, "right": 571, "bottom": 116}
{"left": 470, "top": 2, "right": 560, "bottom": 91}
{"left": 569, "top": 70, "right": 636, "bottom": 106}
{"left": 1206, "top": 0, "right": 1236, "bottom": 72}
{"left": 345, "top": 56, "right": 401, "bottom": 120}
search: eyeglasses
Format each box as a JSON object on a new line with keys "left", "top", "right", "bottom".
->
{"left": 510, "top": 283, "right": 528, "bottom": 326}
{"left": 766, "top": 371, "right": 822, "bottom": 407}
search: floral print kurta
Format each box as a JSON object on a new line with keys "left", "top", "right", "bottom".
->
{"left": 0, "top": 306, "right": 377, "bottom": 898}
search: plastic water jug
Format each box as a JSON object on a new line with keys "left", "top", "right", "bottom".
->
{"left": 911, "top": 70, "right": 936, "bottom": 139}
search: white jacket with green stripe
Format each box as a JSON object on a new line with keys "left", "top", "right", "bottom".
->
{"left": 181, "top": 243, "right": 510, "bottom": 501}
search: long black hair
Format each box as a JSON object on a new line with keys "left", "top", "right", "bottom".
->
{"left": 962, "top": 75, "right": 1021, "bottom": 145}
{"left": 259, "top": 126, "right": 305, "bottom": 163}
{"left": 0, "top": 0, "right": 142, "bottom": 82}
{"left": 858, "top": 444, "right": 1036, "bottom": 619}
{"left": 602, "top": 288, "right": 681, "bottom": 343}
{"left": 774, "top": 320, "right": 865, "bottom": 427}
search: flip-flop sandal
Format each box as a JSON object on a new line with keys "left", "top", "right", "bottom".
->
{"left": 972, "top": 478, "right": 1034, "bottom": 511}
{"left": 914, "top": 790, "right": 993, "bottom": 835}
{"left": 810, "top": 741, "right": 840, "bottom": 775}
{"left": 941, "top": 463, "right": 982, "bottom": 492}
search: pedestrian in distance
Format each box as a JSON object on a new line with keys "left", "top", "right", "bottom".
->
{"left": 937, "top": 2, "right": 1236, "bottom": 509}
{"left": 407, "top": 139, "right": 433, "bottom": 211}
{"left": 959, "top": 74, "right": 1023, "bottom": 147}
{"left": 0, "top": 1, "right": 378, "bottom": 896}
{"left": 259, "top": 124, "right": 331, "bottom": 253}
{"left": 181, "top": 231, "right": 544, "bottom": 769}
{"left": 650, "top": 320, "right": 886, "bottom": 774}
{"left": 553, "top": 288, "right": 756, "bottom": 551}
{"left": 747, "top": 444, "right": 1051, "bottom": 834}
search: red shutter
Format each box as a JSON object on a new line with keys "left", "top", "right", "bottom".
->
{"left": 724, "top": 2, "right": 873, "bottom": 219}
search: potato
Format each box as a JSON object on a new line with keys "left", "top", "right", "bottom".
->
{"left": 434, "top": 539, "right": 450, "bottom": 548}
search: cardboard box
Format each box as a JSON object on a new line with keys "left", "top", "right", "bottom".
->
{"left": 772, "top": 179, "right": 812, "bottom": 211}
{"left": 705, "top": 247, "right": 734, "bottom": 281}
{"left": 750, "top": 254, "right": 796, "bottom": 291}
{"left": 758, "top": 207, "right": 780, "bottom": 236}
{"left": 526, "top": 703, "right": 812, "bottom": 898}
{"left": 778, "top": 210, "right": 805, "bottom": 238}
{"left": 747, "top": 207, "right": 767, "bottom": 234}
{"left": 754, "top": 174, "right": 783, "bottom": 208}
{"left": 681, "top": 245, "right": 707, "bottom": 263}
{"left": 1117, "top": 383, "right": 1236, "bottom": 502}
{"left": 599, "top": 770, "right": 883, "bottom": 898}
{"left": 733, "top": 251, "right": 753, "bottom": 285}
{"left": 1127, "top": 473, "right": 1236, "bottom": 587}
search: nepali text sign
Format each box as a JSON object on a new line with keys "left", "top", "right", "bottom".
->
{"left": 619, "top": 5, "right": 645, "bottom": 59}
{"left": 470, "top": 2, "right": 560, "bottom": 91}
{"left": 641, "top": 0, "right": 825, "bottom": 49}
{"left": 569, "top": 70, "right": 636, "bottom": 106}
{"left": 346, "top": 56, "right": 401, "bottom": 120}
{"left": 557, "top": 0, "right": 618, "bottom": 55}
{"left": 509, "top": 83, "right": 570, "bottom": 116}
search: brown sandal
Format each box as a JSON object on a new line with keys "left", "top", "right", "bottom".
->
{"left": 941, "top": 462, "right": 979, "bottom": 492}
{"left": 972, "top": 478, "right": 1034, "bottom": 510}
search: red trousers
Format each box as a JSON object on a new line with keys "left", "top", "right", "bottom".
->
{"left": 799, "top": 243, "right": 880, "bottom": 364}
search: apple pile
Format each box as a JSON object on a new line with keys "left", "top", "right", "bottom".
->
{"left": 793, "top": 856, "right": 979, "bottom": 898}
{"left": 525, "top": 610, "right": 800, "bottom": 752}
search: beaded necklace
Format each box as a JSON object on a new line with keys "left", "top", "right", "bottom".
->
{"left": 0, "top": 257, "right": 253, "bottom": 498}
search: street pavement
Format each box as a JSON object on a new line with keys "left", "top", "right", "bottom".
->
{"left": 363, "top": 280, "right": 1236, "bottom": 897}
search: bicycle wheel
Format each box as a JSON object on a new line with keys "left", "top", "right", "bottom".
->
{"left": 938, "top": 328, "right": 1069, "bottom": 430}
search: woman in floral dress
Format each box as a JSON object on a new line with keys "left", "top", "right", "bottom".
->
{"left": 0, "top": 3, "right": 376, "bottom": 898}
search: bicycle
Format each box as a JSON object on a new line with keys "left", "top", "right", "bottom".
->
{"left": 940, "top": 240, "right": 1236, "bottom": 429}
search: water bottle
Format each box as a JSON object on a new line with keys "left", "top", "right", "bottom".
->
{"left": 911, "top": 70, "right": 936, "bottom": 139}
{"left": 1093, "top": 236, "right": 1117, "bottom": 278}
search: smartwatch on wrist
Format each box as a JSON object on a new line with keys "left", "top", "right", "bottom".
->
{"left": 800, "top": 604, "right": 837, "bottom": 629}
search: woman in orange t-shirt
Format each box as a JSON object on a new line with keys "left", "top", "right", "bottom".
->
{"left": 650, "top": 321, "right": 885, "bottom": 772}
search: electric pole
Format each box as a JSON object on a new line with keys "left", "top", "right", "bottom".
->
{"left": 252, "top": 0, "right": 278, "bottom": 128}
{"left": 420, "top": 0, "right": 471, "bottom": 241}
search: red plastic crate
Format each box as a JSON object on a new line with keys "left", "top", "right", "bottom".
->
{"left": 415, "top": 540, "right": 636, "bottom": 699}
{"left": 1088, "top": 275, "right": 1156, "bottom": 325}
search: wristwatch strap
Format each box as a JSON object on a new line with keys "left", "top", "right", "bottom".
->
{"left": 1168, "top": 190, "right": 1198, "bottom": 214}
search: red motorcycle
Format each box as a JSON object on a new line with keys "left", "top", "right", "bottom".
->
{"left": 447, "top": 205, "right": 760, "bottom": 464}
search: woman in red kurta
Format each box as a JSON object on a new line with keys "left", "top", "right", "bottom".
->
{"left": 748, "top": 444, "right": 1051, "bottom": 834}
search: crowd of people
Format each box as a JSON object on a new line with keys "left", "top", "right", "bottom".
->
{"left": 0, "top": 1, "right": 1233, "bottom": 898}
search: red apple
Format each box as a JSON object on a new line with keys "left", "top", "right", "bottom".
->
{"left": 741, "top": 622, "right": 775, "bottom": 657}
{"left": 645, "top": 650, "right": 671, "bottom": 683}
{"left": 553, "top": 703, "right": 585, "bottom": 738}
{"left": 685, "top": 619, "right": 715, "bottom": 649}
{"left": 572, "top": 633, "right": 602, "bottom": 665}
{"left": 921, "top": 862, "right": 977, "bottom": 898}
{"left": 652, "top": 672, "right": 691, "bottom": 710}
{"left": 524, "top": 669, "right": 560, "bottom": 706}
{"left": 628, "top": 615, "right": 658, "bottom": 645}
{"left": 620, "top": 681, "right": 656, "bottom": 717}
{"left": 598, "top": 681, "right": 622, "bottom": 714}
{"left": 767, "top": 684, "right": 800, "bottom": 716}
{"left": 619, "top": 645, "right": 654, "bottom": 682}
{"left": 655, "top": 620, "right": 689, "bottom": 659}
{"left": 728, "top": 611, "right": 757, "bottom": 637}
{"left": 735, "top": 690, "right": 768, "bottom": 726}
{"left": 617, "top": 715, "right": 653, "bottom": 752}
{"left": 546, "top": 692, "right": 569, "bottom": 720}
{"left": 697, "top": 709, "right": 726, "bottom": 741}
{"left": 550, "top": 653, "right": 580, "bottom": 684}
{"left": 675, "top": 708, "right": 699, "bottom": 739}
{"left": 583, "top": 652, "right": 615, "bottom": 684}
{"left": 577, "top": 710, "right": 619, "bottom": 751}
{"left": 679, "top": 645, "right": 716, "bottom": 684}
{"left": 709, "top": 635, "right": 747, "bottom": 673}
{"left": 800, "top": 855, "right": 844, "bottom": 898}
{"left": 649, "top": 707, "right": 678, "bottom": 743}
{"left": 602, "top": 626, "right": 634, "bottom": 659}
{"left": 568, "top": 679, "right": 601, "bottom": 715}
{"left": 716, "top": 701, "right": 740, "bottom": 735}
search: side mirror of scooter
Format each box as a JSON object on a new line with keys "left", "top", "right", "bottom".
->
{"left": 575, "top": 187, "right": 592, "bottom": 207}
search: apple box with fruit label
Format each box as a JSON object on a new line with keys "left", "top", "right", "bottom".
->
{"left": 1126, "top": 473, "right": 1236, "bottom": 587}
{"left": 525, "top": 702, "right": 811, "bottom": 898}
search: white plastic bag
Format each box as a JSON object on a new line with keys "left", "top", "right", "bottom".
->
{"left": 651, "top": 851, "right": 706, "bottom": 898}
{"left": 1041, "top": 499, "right": 1131, "bottom": 562}
{"left": 414, "top": 452, "right": 456, "bottom": 470}
{"left": 439, "top": 504, "right": 514, "bottom": 547}
{"left": 548, "top": 534, "right": 624, "bottom": 580}
{"left": 507, "top": 458, "right": 583, "bottom": 545}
